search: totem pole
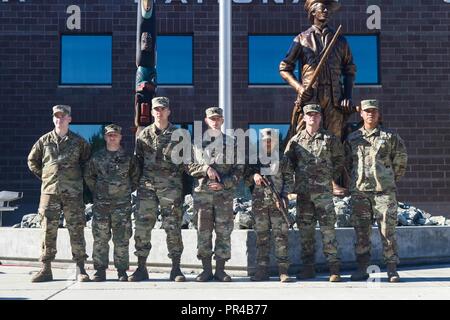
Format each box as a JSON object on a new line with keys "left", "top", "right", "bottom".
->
{"left": 134, "top": 0, "right": 157, "bottom": 133}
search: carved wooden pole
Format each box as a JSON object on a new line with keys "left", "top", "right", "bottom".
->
{"left": 134, "top": 0, "right": 157, "bottom": 134}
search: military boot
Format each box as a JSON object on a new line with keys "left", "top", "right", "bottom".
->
{"left": 214, "top": 258, "right": 232, "bottom": 282}
{"left": 351, "top": 257, "right": 370, "bottom": 281}
{"left": 170, "top": 257, "right": 186, "bottom": 282}
{"left": 250, "top": 266, "right": 269, "bottom": 281}
{"left": 31, "top": 262, "right": 53, "bottom": 283}
{"left": 128, "top": 256, "right": 149, "bottom": 282}
{"left": 93, "top": 268, "right": 106, "bottom": 282}
{"left": 196, "top": 258, "right": 213, "bottom": 282}
{"left": 118, "top": 269, "right": 128, "bottom": 282}
{"left": 278, "top": 265, "right": 293, "bottom": 283}
{"left": 297, "top": 264, "right": 316, "bottom": 280}
{"left": 76, "top": 262, "right": 91, "bottom": 282}
{"left": 387, "top": 263, "right": 400, "bottom": 283}
{"left": 329, "top": 263, "right": 341, "bottom": 282}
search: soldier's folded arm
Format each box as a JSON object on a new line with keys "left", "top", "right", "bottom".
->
{"left": 280, "top": 155, "right": 295, "bottom": 196}
{"left": 185, "top": 145, "right": 209, "bottom": 177}
{"left": 79, "top": 140, "right": 91, "bottom": 174}
{"left": 27, "top": 140, "right": 43, "bottom": 179}
{"left": 83, "top": 158, "right": 97, "bottom": 194}
{"left": 343, "top": 140, "right": 353, "bottom": 183}
{"left": 331, "top": 136, "right": 345, "bottom": 181}
{"left": 129, "top": 156, "right": 141, "bottom": 191}
{"left": 186, "top": 162, "right": 210, "bottom": 178}
{"left": 391, "top": 134, "right": 408, "bottom": 181}
{"left": 134, "top": 136, "right": 145, "bottom": 174}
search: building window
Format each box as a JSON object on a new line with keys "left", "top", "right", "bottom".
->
{"left": 173, "top": 123, "right": 193, "bottom": 137}
{"left": 345, "top": 34, "right": 379, "bottom": 85}
{"left": 70, "top": 123, "right": 108, "bottom": 153}
{"left": 248, "top": 35, "right": 299, "bottom": 85}
{"left": 248, "top": 123, "right": 290, "bottom": 152}
{"left": 158, "top": 35, "right": 193, "bottom": 85}
{"left": 248, "top": 34, "right": 379, "bottom": 85}
{"left": 60, "top": 35, "right": 112, "bottom": 85}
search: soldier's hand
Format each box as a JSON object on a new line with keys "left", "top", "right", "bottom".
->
{"left": 208, "top": 182, "right": 224, "bottom": 191}
{"left": 297, "top": 85, "right": 314, "bottom": 103}
{"left": 254, "top": 174, "right": 267, "bottom": 186}
{"left": 207, "top": 166, "right": 221, "bottom": 182}
{"left": 340, "top": 98, "right": 353, "bottom": 114}
{"left": 276, "top": 197, "right": 288, "bottom": 211}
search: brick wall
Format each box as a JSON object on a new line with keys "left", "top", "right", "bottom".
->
{"left": 1, "top": 0, "right": 449, "bottom": 219}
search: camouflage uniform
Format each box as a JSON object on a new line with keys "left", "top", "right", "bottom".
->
{"left": 284, "top": 111, "right": 344, "bottom": 270}
{"left": 344, "top": 102, "right": 408, "bottom": 267}
{"left": 134, "top": 122, "right": 195, "bottom": 261}
{"left": 244, "top": 156, "right": 294, "bottom": 272}
{"left": 84, "top": 145, "right": 139, "bottom": 271}
{"left": 189, "top": 133, "right": 244, "bottom": 262}
{"left": 28, "top": 129, "right": 91, "bottom": 264}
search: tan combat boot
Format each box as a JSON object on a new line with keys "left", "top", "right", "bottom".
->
{"left": 387, "top": 263, "right": 400, "bottom": 283}
{"left": 297, "top": 264, "right": 316, "bottom": 280}
{"left": 351, "top": 256, "right": 370, "bottom": 281}
{"left": 128, "top": 256, "right": 149, "bottom": 282}
{"left": 117, "top": 269, "right": 128, "bottom": 282}
{"left": 31, "top": 261, "right": 53, "bottom": 283}
{"left": 76, "top": 262, "right": 91, "bottom": 282}
{"left": 170, "top": 257, "right": 186, "bottom": 282}
{"left": 250, "top": 266, "right": 269, "bottom": 281}
{"left": 278, "top": 265, "right": 293, "bottom": 283}
{"left": 196, "top": 258, "right": 213, "bottom": 282}
{"left": 214, "top": 258, "right": 232, "bottom": 282}
{"left": 329, "top": 263, "right": 341, "bottom": 282}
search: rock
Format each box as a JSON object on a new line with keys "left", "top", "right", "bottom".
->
{"left": 333, "top": 196, "right": 353, "bottom": 227}
{"left": 428, "top": 216, "right": 447, "bottom": 226}
{"left": 182, "top": 194, "right": 196, "bottom": 229}
{"left": 20, "top": 213, "right": 41, "bottom": 228}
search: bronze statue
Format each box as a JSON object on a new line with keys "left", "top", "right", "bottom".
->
{"left": 134, "top": 0, "right": 157, "bottom": 133}
{"left": 280, "top": 0, "right": 356, "bottom": 140}
{"left": 280, "top": 0, "right": 356, "bottom": 196}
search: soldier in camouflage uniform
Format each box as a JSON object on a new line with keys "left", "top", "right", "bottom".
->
{"left": 245, "top": 128, "right": 294, "bottom": 282}
{"left": 188, "top": 107, "right": 244, "bottom": 282}
{"left": 284, "top": 104, "right": 344, "bottom": 282}
{"left": 84, "top": 124, "right": 139, "bottom": 282}
{"left": 344, "top": 100, "right": 408, "bottom": 283}
{"left": 130, "top": 97, "right": 191, "bottom": 282}
{"left": 27, "top": 105, "right": 91, "bottom": 282}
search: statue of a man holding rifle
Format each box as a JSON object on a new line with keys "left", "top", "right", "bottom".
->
{"left": 279, "top": 0, "right": 356, "bottom": 196}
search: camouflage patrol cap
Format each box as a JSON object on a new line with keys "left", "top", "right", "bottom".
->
{"left": 52, "top": 105, "right": 71, "bottom": 116}
{"left": 361, "top": 99, "right": 379, "bottom": 111}
{"left": 104, "top": 124, "right": 122, "bottom": 135}
{"left": 303, "top": 104, "right": 322, "bottom": 114}
{"left": 152, "top": 96, "right": 170, "bottom": 109}
{"left": 205, "top": 107, "right": 223, "bottom": 118}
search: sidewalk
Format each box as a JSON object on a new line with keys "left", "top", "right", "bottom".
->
{"left": 1, "top": 261, "right": 449, "bottom": 300}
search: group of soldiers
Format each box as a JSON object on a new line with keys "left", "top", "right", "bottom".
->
{"left": 27, "top": 96, "right": 407, "bottom": 284}
{"left": 26, "top": 0, "right": 408, "bottom": 284}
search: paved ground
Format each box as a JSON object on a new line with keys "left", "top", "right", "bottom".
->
{"left": 1, "top": 261, "right": 449, "bottom": 300}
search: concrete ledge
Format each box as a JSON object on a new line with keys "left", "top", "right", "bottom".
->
{"left": 1, "top": 227, "right": 450, "bottom": 275}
